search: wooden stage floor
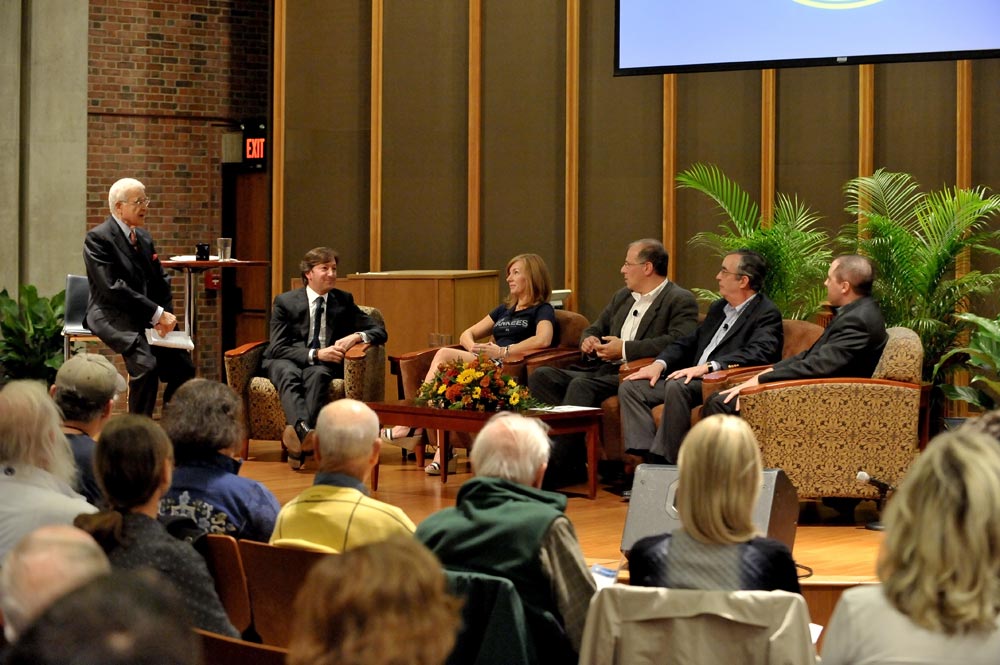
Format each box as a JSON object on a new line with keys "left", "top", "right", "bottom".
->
{"left": 241, "top": 438, "right": 880, "bottom": 626}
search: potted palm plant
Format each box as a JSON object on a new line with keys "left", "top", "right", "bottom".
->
{"left": 838, "top": 169, "right": 1000, "bottom": 382}
{"left": 679, "top": 163, "right": 832, "bottom": 320}
{"left": 932, "top": 311, "right": 1000, "bottom": 412}
{"left": 0, "top": 285, "right": 66, "bottom": 386}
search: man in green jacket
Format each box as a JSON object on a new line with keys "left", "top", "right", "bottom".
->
{"left": 416, "top": 413, "right": 596, "bottom": 665}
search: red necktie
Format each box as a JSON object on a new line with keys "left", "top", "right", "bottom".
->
{"left": 129, "top": 228, "right": 137, "bottom": 247}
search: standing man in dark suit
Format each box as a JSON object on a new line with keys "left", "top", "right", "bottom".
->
{"left": 528, "top": 239, "right": 698, "bottom": 483}
{"left": 264, "top": 247, "right": 387, "bottom": 470}
{"left": 84, "top": 178, "right": 194, "bottom": 415}
{"left": 619, "top": 250, "right": 783, "bottom": 464}
{"left": 704, "top": 254, "right": 887, "bottom": 415}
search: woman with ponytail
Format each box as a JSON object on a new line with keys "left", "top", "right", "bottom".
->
{"left": 75, "top": 415, "right": 237, "bottom": 637}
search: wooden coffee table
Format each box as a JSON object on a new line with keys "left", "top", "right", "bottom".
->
{"left": 368, "top": 400, "right": 603, "bottom": 499}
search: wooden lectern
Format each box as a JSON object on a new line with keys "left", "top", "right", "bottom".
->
{"left": 336, "top": 270, "right": 500, "bottom": 400}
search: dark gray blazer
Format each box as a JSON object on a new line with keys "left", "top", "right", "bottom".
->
{"left": 83, "top": 216, "right": 174, "bottom": 354}
{"left": 656, "top": 294, "right": 784, "bottom": 372}
{"left": 263, "top": 287, "right": 387, "bottom": 370}
{"left": 582, "top": 282, "right": 699, "bottom": 361}
{"left": 762, "top": 296, "right": 886, "bottom": 383}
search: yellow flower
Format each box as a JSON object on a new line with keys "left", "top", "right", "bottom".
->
{"left": 472, "top": 387, "right": 481, "bottom": 399}
{"left": 509, "top": 392, "right": 520, "bottom": 406}
{"left": 437, "top": 384, "right": 447, "bottom": 394}
{"left": 507, "top": 378, "right": 517, "bottom": 388}
{"left": 457, "top": 368, "right": 477, "bottom": 384}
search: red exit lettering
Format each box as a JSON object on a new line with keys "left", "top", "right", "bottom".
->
{"left": 245, "top": 137, "right": 266, "bottom": 159}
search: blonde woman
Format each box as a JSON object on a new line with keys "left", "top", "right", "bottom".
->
{"left": 382, "top": 253, "right": 556, "bottom": 474}
{"left": 821, "top": 430, "right": 1000, "bottom": 664}
{"left": 628, "top": 415, "right": 800, "bottom": 592}
{"left": 287, "top": 535, "right": 461, "bottom": 665}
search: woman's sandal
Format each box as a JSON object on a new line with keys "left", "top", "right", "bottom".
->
{"left": 380, "top": 426, "right": 422, "bottom": 441}
{"left": 425, "top": 454, "right": 458, "bottom": 476}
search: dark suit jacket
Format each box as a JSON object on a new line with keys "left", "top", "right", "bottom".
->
{"left": 656, "top": 294, "right": 784, "bottom": 372}
{"left": 83, "top": 216, "right": 174, "bottom": 354}
{"left": 582, "top": 282, "right": 698, "bottom": 361}
{"left": 762, "top": 296, "right": 886, "bottom": 383}
{"left": 263, "top": 287, "right": 387, "bottom": 370}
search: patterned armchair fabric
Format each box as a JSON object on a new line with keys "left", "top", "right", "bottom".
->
{"left": 739, "top": 327, "right": 923, "bottom": 499}
{"left": 224, "top": 306, "right": 387, "bottom": 460}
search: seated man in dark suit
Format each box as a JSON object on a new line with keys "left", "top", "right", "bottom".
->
{"left": 705, "top": 254, "right": 887, "bottom": 414}
{"left": 263, "top": 246, "right": 387, "bottom": 469}
{"left": 528, "top": 239, "right": 698, "bottom": 483}
{"left": 619, "top": 249, "right": 784, "bottom": 464}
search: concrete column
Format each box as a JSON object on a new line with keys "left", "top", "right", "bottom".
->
{"left": 0, "top": 0, "right": 22, "bottom": 293}
{"left": 22, "top": 0, "right": 88, "bottom": 296}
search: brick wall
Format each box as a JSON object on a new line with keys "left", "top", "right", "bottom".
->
{"left": 87, "top": 0, "right": 269, "bottom": 390}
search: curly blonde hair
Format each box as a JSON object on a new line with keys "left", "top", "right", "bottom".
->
{"left": 878, "top": 429, "right": 1000, "bottom": 634}
{"left": 288, "top": 536, "right": 462, "bottom": 665}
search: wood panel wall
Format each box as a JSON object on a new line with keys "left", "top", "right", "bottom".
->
{"left": 275, "top": 1, "right": 1000, "bottom": 321}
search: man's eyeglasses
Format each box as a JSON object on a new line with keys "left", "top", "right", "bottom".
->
{"left": 622, "top": 260, "right": 650, "bottom": 269}
{"left": 718, "top": 267, "right": 747, "bottom": 278}
{"left": 120, "top": 197, "right": 152, "bottom": 207}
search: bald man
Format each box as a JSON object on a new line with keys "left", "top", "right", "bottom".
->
{"left": 269, "top": 399, "right": 414, "bottom": 552}
{"left": 0, "top": 525, "right": 110, "bottom": 642}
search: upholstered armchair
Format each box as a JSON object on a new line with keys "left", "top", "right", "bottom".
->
{"left": 224, "top": 306, "right": 386, "bottom": 460}
{"left": 739, "top": 326, "right": 924, "bottom": 499}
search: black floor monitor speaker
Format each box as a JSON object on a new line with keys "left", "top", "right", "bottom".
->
{"left": 620, "top": 465, "right": 798, "bottom": 554}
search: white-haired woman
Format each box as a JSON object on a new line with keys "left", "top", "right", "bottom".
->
{"left": 821, "top": 430, "right": 1000, "bottom": 664}
{"left": 0, "top": 381, "right": 96, "bottom": 560}
{"left": 628, "top": 414, "right": 801, "bottom": 593}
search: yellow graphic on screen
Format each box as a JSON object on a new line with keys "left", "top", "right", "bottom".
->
{"left": 793, "top": 0, "right": 884, "bottom": 8}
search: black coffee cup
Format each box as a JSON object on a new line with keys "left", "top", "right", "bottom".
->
{"left": 195, "top": 243, "right": 210, "bottom": 260}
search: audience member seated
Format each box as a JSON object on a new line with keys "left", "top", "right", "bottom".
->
{"left": 159, "top": 378, "right": 280, "bottom": 542}
{"left": 271, "top": 399, "right": 415, "bottom": 551}
{"left": 821, "top": 429, "right": 1000, "bottom": 664}
{"left": 287, "top": 535, "right": 461, "bottom": 665}
{"left": 5, "top": 569, "right": 200, "bottom": 665}
{"left": 0, "top": 381, "right": 97, "bottom": 560}
{"left": 0, "top": 525, "right": 110, "bottom": 643}
{"left": 49, "top": 353, "right": 125, "bottom": 505}
{"left": 382, "top": 253, "right": 557, "bottom": 475}
{"left": 74, "top": 414, "right": 238, "bottom": 637}
{"left": 629, "top": 415, "right": 801, "bottom": 593}
{"left": 416, "top": 412, "right": 596, "bottom": 664}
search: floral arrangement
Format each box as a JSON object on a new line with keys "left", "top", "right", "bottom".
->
{"left": 416, "top": 354, "right": 543, "bottom": 412}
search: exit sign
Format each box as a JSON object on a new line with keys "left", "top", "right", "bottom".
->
{"left": 241, "top": 119, "right": 267, "bottom": 171}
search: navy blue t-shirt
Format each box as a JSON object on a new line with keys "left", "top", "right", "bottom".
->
{"left": 488, "top": 302, "right": 557, "bottom": 347}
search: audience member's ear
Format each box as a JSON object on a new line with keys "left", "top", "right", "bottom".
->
{"left": 101, "top": 399, "right": 114, "bottom": 420}
{"left": 368, "top": 439, "right": 381, "bottom": 466}
{"left": 314, "top": 443, "right": 323, "bottom": 465}
{"left": 532, "top": 463, "right": 547, "bottom": 489}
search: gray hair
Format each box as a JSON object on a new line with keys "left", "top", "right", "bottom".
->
{"left": 0, "top": 525, "right": 110, "bottom": 642}
{"left": 315, "top": 399, "right": 379, "bottom": 470}
{"left": 107, "top": 178, "right": 144, "bottom": 215}
{"left": 0, "top": 381, "right": 78, "bottom": 487}
{"left": 161, "top": 379, "right": 243, "bottom": 463}
{"left": 470, "top": 412, "right": 551, "bottom": 485}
